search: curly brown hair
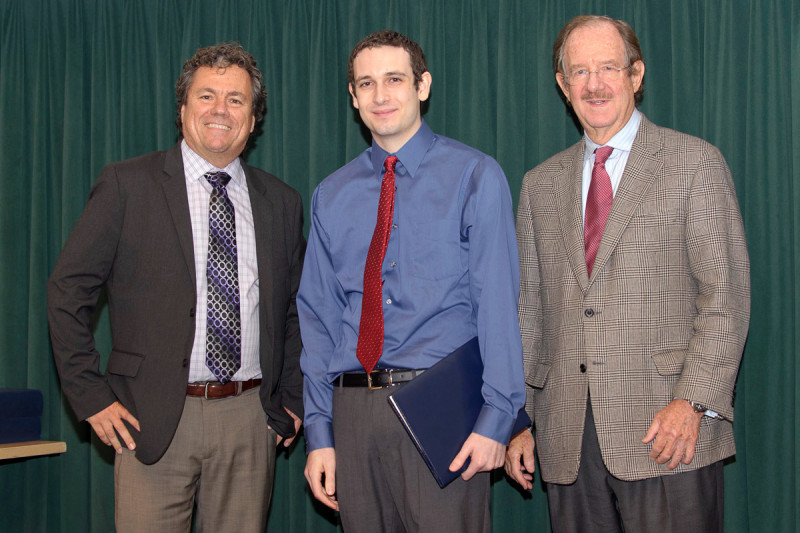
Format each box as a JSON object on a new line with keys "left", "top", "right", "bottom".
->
{"left": 174, "top": 42, "right": 267, "bottom": 133}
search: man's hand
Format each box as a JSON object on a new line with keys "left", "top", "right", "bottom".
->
{"left": 449, "top": 432, "right": 505, "bottom": 481}
{"left": 304, "top": 447, "right": 338, "bottom": 510}
{"left": 275, "top": 408, "right": 302, "bottom": 448}
{"left": 504, "top": 429, "right": 536, "bottom": 490}
{"left": 642, "top": 399, "right": 704, "bottom": 469}
{"left": 85, "top": 401, "right": 140, "bottom": 454}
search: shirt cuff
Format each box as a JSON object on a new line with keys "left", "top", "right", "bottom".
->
{"left": 471, "top": 404, "right": 516, "bottom": 445}
{"left": 303, "top": 421, "right": 335, "bottom": 453}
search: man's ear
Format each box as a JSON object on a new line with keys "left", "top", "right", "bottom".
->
{"left": 630, "top": 60, "right": 645, "bottom": 93}
{"left": 555, "top": 73, "right": 570, "bottom": 104}
{"left": 417, "top": 71, "right": 432, "bottom": 102}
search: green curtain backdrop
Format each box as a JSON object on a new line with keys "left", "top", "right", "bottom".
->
{"left": 1, "top": 0, "right": 797, "bottom": 531}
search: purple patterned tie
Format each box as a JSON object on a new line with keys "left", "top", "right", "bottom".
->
{"left": 205, "top": 171, "right": 241, "bottom": 383}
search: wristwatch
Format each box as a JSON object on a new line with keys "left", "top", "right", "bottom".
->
{"left": 687, "top": 400, "right": 707, "bottom": 413}
{"left": 682, "top": 399, "right": 722, "bottom": 419}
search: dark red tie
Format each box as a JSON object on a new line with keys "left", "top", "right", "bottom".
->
{"left": 356, "top": 155, "right": 398, "bottom": 374}
{"left": 584, "top": 146, "right": 614, "bottom": 276}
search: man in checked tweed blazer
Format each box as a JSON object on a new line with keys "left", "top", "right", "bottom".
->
{"left": 505, "top": 16, "right": 750, "bottom": 531}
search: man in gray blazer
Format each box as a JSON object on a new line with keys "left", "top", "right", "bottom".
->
{"left": 505, "top": 16, "right": 750, "bottom": 531}
{"left": 47, "top": 42, "right": 304, "bottom": 531}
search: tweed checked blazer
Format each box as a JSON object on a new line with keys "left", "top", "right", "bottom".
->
{"left": 516, "top": 115, "right": 750, "bottom": 484}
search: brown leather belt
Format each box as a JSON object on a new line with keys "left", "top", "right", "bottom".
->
{"left": 337, "top": 369, "right": 424, "bottom": 390}
{"left": 186, "top": 379, "right": 262, "bottom": 399}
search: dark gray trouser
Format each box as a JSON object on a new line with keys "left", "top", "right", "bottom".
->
{"left": 332, "top": 383, "right": 491, "bottom": 533}
{"left": 547, "top": 400, "right": 724, "bottom": 533}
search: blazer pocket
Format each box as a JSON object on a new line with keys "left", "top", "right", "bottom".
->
{"left": 106, "top": 350, "right": 145, "bottom": 377}
{"left": 651, "top": 350, "right": 686, "bottom": 376}
{"left": 526, "top": 362, "right": 552, "bottom": 389}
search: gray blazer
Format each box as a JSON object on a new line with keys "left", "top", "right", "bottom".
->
{"left": 516, "top": 115, "right": 750, "bottom": 484}
{"left": 47, "top": 144, "right": 305, "bottom": 464}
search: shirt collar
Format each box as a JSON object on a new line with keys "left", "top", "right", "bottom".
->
{"left": 181, "top": 139, "right": 246, "bottom": 188}
{"left": 368, "top": 119, "right": 436, "bottom": 178}
{"left": 583, "top": 108, "right": 641, "bottom": 162}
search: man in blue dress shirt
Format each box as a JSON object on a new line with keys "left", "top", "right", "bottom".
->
{"left": 298, "top": 30, "right": 525, "bottom": 532}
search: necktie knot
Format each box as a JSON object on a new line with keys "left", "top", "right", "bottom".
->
{"left": 594, "top": 146, "right": 613, "bottom": 166}
{"left": 384, "top": 155, "right": 398, "bottom": 173}
{"left": 205, "top": 171, "right": 232, "bottom": 189}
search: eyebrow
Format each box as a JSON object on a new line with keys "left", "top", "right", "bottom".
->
{"left": 196, "top": 87, "right": 248, "bottom": 98}
{"left": 568, "top": 59, "right": 623, "bottom": 69}
{"left": 355, "top": 71, "right": 409, "bottom": 83}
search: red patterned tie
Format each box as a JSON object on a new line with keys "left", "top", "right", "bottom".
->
{"left": 584, "top": 146, "right": 614, "bottom": 276}
{"left": 356, "top": 155, "right": 398, "bottom": 374}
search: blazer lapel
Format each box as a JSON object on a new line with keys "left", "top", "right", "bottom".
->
{"left": 590, "top": 116, "right": 662, "bottom": 280}
{"left": 161, "top": 144, "right": 197, "bottom": 287}
{"left": 555, "top": 141, "right": 591, "bottom": 292}
{"left": 244, "top": 163, "right": 275, "bottom": 342}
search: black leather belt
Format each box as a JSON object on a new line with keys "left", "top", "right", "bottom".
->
{"left": 186, "top": 379, "right": 262, "bottom": 399}
{"left": 337, "top": 369, "right": 424, "bottom": 390}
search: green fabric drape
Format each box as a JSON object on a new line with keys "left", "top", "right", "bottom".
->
{"left": 1, "top": 0, "right": 797, "bottom": 531}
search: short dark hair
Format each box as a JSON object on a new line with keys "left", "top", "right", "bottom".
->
{"left": 553, "top": 15, "right": 645, "bottom": 105}
{"left": 174, "top": 42, "right": 267, "bottom": 133}
{"left": 348, "top": 30, "right": 428, "bottom": 88}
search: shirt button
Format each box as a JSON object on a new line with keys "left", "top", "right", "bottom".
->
{"left": 392, "top": 223, "right": 398, "bottom": 229}
{"left": 391, "top": 261, "right": 396, "bottom": 267}
{"left": 580, "top": 364, "right": 587, "bottom": 373}
{"left": 584, "top": 308, "right": 594, "bottom": 317}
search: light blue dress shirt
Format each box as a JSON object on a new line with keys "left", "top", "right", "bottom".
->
{"left": 581, "top": 108, "right": 642, "bottom": 220}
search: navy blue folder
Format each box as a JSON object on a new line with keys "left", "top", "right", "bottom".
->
{"left": 387, "top": 337, "right": 531, "bottom": 487}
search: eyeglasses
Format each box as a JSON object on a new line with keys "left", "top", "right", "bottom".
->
{"left": 563, "top": 65, "right": 631, "bottom": 86}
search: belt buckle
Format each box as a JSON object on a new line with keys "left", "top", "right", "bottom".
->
{"left": 367, "top": 370, "right": 389, "bottom": 390}
{"left": 367, "top": 369, "right": 398, "bottom": 390}
{"left": 204, "top": 382, "right": 212, "bottom": 399}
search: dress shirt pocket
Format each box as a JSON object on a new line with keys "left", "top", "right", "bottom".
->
{"left": 106, "top": 350, "right": 145, "bottom": 377}
{"left": 409, "top": 219, "right": 462, "bottom": 280}
{"left": 651, "top": 350, "right": 686, "bottom": 376}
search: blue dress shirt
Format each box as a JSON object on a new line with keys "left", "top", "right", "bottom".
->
{"left": 299, "top": 120, "right": 525, "bottom": 452}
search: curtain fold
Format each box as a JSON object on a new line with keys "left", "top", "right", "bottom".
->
{"left": 1, "top": 1, "right": 797, "bottom": 531}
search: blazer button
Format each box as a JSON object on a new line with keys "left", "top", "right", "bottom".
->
{"left": 580, "top": 363, "right": 587, "bottom": 373}
{"left": 189, "top": 307, "right": 195, "bottom": 318}
{"left": 584, "top": 308, "right": 594, "bottom": 317}
{"left": 182, "top": 359, "right": 188, "bottom": 368}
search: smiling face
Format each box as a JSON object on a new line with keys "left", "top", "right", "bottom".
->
{"left": 556, "top": 22, "right": 644, "bottom": 145}
{"left": 180, "top": 65, "right": 255, "bottom": 168}
{"left": 349, "top": 46, "right": 431, "bottom": 154}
